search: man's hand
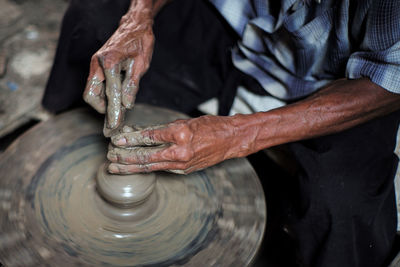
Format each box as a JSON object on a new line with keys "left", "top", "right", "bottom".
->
{"left": 83, "top": 0, "right": 169, "bottom": 135}
{"left": 106, "top": 78, "right": 400, "bottom": 175}
{"left": 106, "top": 115, "right": 247, "bottom": 174}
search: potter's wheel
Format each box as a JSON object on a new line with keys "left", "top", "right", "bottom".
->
{"left": 0, "top": 104, "right": 266, "bottom": 267}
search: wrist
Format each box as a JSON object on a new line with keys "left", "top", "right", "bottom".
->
{"left": 120, "top": 0, "right": 154, "bottom": 26}
{"left": 227, "top": 112, "right": 283, "bottom": 158}
{"left": 224, "top": 113, "right": 263, "bottom": 158}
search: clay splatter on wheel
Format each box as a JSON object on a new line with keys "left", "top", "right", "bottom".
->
{"left": 0, "top": 104, "right": 266, "bottom": 267}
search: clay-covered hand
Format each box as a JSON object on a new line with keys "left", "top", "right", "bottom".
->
{"left": 106, "top": 115, "right": 249, "bottom": 174}
{"left": 83, "top": 9, "right": 154, "bottom": 133}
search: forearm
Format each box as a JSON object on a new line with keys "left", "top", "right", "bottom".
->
{"left": 106, "top": 78, "right": 400, "bottom": 174}
{"left": 228, "top": 78, "right": 400, "bottom": 157}
{"left": 122, "top": 0, "right": 170, "bottom": 23}
{"left": 151, "top": 0, "right": 171, "bottom": 15}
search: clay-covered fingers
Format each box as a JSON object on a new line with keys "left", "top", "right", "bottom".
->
{"left": 102, "top": 62, "right": 124, "bottom": 130}
{"left": 111, "top": 125, "right": 166, "bottom": 147}
{"left": 108, "top": 162, "right": 194, "bottom": 175}
{"left": 121, "top": 32, "right": 154, "bottom": 109}
{"left": 107, "top": 145, "right": 170, "bottom": 165}
{"left": 107, "top": 142, "right": 195, "bottom": 164}
{"left": 121, "top": 58, "right": 137, "bottom": 109}
{"left": 83, "top": 57, "right": 106, "bottom": 114}
{"left": 107, "top": 121, "right": 204, "bottom": 174}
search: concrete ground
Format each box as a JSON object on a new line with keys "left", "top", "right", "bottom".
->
{"left": 0, "top": 0, "right": 67, "bottom": 138}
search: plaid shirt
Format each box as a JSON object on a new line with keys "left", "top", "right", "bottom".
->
{"left": 210, "top": 0, "right": 400, "bottom": 100}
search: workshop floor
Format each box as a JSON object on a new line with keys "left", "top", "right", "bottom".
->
{"left": 0, "top": 0, "right": 400, "bottom": 266}
{"left": 0, "top": 0, "right": 67, "bottom": 139}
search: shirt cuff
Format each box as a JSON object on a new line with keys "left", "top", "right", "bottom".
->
{"left": 346, "top": 52, "right": 400, "bottom": 94}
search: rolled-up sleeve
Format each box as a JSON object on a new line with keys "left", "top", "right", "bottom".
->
{"left": 346, "top": 0, "right": 400, "bottom": 94}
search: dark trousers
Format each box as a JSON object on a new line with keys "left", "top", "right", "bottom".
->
{"left": 289, "top": 109, "right": 400, "bottom": 267}
{"left": 42, "top": 0, "right": 400, "bottom": 266}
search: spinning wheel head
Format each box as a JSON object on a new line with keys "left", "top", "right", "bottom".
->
{"left": 96, "top": 163, "right": 156, "bottom": 207}
{"left": 0, "top": 104, "right": 266, "bottom": 267}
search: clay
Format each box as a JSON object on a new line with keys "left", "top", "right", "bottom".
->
{"left": 104, "top": 64, "right": 122, "bottom": 129}
{"left": 27, "top": 136, "right": 249, "bottom": 266}
{"left": 83, "top": 76, "right": 105, "bottom": 114}
{"left": 95, "top": 186, "right": 159, "bottom": 222}
{"left": 121, "top": 58, "right": 136, "bottom": 109}
{"left": 0, "top": 105, "right": 266, "bottom": 267}
{"left": 28, "top": 140, "right": 221, "bottom": 266}
{"left": 96, "top": 162, "right": 156, "bottom": 207}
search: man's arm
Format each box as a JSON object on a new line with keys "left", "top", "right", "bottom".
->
{"left": 151, "top": 0, "right": 171, "bottom": 15}
{"left": 232, "top": 78, "right": 400, "bottom": 154}
{"left": 83, "top": 0, "right": 171, "bottom": 135}
{"left": 121, "top": 0, "right": 170, "bottom": 20}
{"left": 106, "top": 78, "right": 400, "bottom": 174}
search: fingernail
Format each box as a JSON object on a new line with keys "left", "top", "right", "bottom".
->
{"left": 111, "top": 135, "right": 127, "bottom": 146}
{"left": 115, "top": 137, "right": 126, "bottom": 146}
{"left": 107, "top": 151, "right": 117, "bottom": 162}
{"left": 122, "top": 126, "right": 134, "bottom": 133}
{"left": 125, "top": 101, "right": 134, "bottom": 109}
{"left": 108, "top": 164, "right": 118, "bottom": 173}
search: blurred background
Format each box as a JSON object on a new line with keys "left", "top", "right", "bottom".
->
{"left": 0, "top": 0, "right": 67, "bottom": 150}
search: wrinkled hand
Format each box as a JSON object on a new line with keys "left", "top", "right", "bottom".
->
{"left": 106, "top": 115, "right": 245, "bottom": 174}
{"left": 83, "top": 13, "right": 154, "bottom": 135}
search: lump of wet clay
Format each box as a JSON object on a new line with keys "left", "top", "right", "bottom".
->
{"left": 96, "top": 163, "right": 156, "bottom": 207}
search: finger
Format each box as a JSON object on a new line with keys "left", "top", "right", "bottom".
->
{"left": 121, "top": 58, "right": 137, "bottom": 109}
{"left": 83, "top": 57, "right": 106, "bottom": 113}
{"left": 130, "top": 57, "right": 147, "bottom": 94}
{"left": 103, "top": 120, "right": 121, "bottom": 138}
{"left": 122, "top": 125, "right": 135, "bottom": 133}
{"left": 104, "top": 124, "right": 141, "bottom": 139}
{"left": 167, "top": 169, "right": 186, "bottom": 174}
{"left": 111, "top": 126, "right": 166, "bottom": 147}
{"left": 108, "top": 143, "right": 195, "bottom": 165}
{"left": 167, "top": 169, "right": 194, "bottom": 175}
{"left": 122, "top": 125, "right": 147, "bottom": 132}
{"left": 102, "top": 63, "right": 123, "bottom": 129}
{"left": 108, "top": 161, "right": 190, "bottom": 174}
{"left": 127, "top": 32, "right": 154, "bottom": 101}
{"left": 107, "top": 145, "right": 170, "bottom": 164}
